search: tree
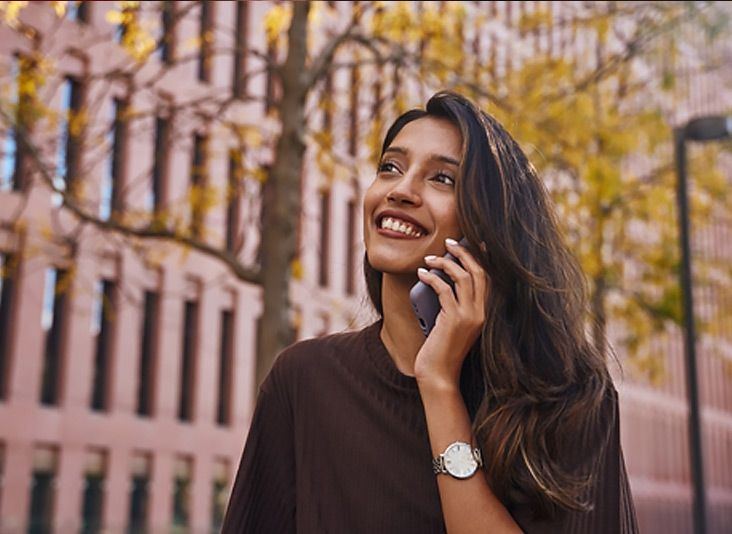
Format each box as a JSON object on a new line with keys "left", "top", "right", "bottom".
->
{"left": 1, "top": 0, "right": 730, "bottom": 390}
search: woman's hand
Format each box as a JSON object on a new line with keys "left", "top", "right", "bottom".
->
{"left": 413, "top": 238, "right": 489, "bottom": 391}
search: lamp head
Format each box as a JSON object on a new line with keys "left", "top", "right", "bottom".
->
{"left": 684, "top": 116, "right": 732, "bottom": 142}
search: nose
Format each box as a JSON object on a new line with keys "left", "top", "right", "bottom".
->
{"left": 386, "top": 173, "right": 421, "bottom": 205}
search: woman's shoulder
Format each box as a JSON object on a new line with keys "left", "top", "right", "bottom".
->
{"left": 265, "top": 322, "right": 379, "bottom": 386}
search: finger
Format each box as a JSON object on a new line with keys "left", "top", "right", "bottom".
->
{"left": 445, "top": 238, "right": 489, "bottom": 302}
{"left": 423, "top": 255, "right": 473, "bottom": 305}
{"left": 416, "top": 268, "right": 458, "bottom": 313}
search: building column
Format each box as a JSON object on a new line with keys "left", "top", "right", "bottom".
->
{"left": 0, "top": 439, "right": 33, "bottom": 532}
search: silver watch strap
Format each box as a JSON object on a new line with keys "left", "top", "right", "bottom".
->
{"left": 473, "top": 447, "right": 483, "bottom": 467}
{"left": 432, "top": 456, "right": 445, "bottom": 474}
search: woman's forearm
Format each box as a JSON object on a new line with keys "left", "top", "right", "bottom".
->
{"left": 418, "top": 378, "right": 525, "bottom": 534}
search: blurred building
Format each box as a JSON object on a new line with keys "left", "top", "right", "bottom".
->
{"left": 0, "top": 2, "right": 730, "bottom": 534}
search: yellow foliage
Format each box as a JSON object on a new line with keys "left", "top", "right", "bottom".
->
{"left": 68, "top": 107, "right": 88, "bottom": 136}
{"left": 0, "top": 1, "right": 28, "bottom": 28}
{"left": 291, "top": 257, "right": 304, "bottom": 281}
{"left": 251, "top": 167, "right": 268, "bottom": 184}
{"left": 264, "top": 3, "right": 292, "bottom": 47}
{"left": 181, "top": 35, "right": 202, "bottom": 52}
{"left": 50, "top": 0, "right": 66, "bottom": 17}
{"left": 188, "top": 183, "right": 218, "bottom": 214}
{"left": 106, "top": 1, "right": 155, "bottom": 63}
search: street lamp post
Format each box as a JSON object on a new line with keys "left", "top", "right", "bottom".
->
{"left": 673, "top": 115, "right": 731, "bottom": 534}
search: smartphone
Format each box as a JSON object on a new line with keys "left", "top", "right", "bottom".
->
{"left": 409, "top": 238, "right": 468, "bottom": 337}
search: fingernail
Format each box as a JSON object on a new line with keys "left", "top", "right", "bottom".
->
{"left": 417, "top": 267, "right": 428, "bottom": 275}
{"left": 445, "top": 238, "right": 459, "bottom": 246}
{"left": 424, "top": 255, "right": 437, "bottom": 262}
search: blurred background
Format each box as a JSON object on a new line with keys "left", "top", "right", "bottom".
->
{"left": 0, "top": 1, "right": 731, "bottom": 533}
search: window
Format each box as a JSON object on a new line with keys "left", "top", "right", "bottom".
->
{"left": 160, "top": 1, "right": 176, "bottom": 65}
{"left": 57, "top": 77, "right": 83, "bottom": 197}
{"left": 198, "top": 1, "right": 213, "bottom": 82}
{"left": 150, "top": 115, "right": 170, "bottom": 213}
{"left": 2, "top": 55, "right": 33, "bottom": 192}
{"left": 90, "top": 280, "right": 115, "bottom": 411}
{"left": 28, "top": 446, "right": 57, "bottom": 534}
{"left": 1, "top": 57, "right": 19, "bottom": 192}
{"left": 211, "top": 460, "right": 229, "bottom": 533}
{"left": 1, "top": 117, "right": 17, "bottom": 191}
{"left": 372, "top": 67, "right": 382, "bottom": 122}
{"left": 115, "top": 3, "right": 138, "bottom": 44}
{"left": 345, "top": 199, "right": 357, "bottom": 295}
{"left": 137, "top": 291, "right": 158, "bottom": 416}
{"left": 226, "top": 150, "right": 242, "bottom": 252}
{"left": 178, "top": 300, "right": 198, "bottom": 422}
{"left": 0, "top": 252, "right": 17, "bottom": 400}
{"left": 190, "top": 134, "right": 207, "bottom": 238}
{"left": 80, "top": 450, "right": 106, "bottom": 534}
{"left": 172, "top": 457, "right": 192, "bottom": 533}
{"left": 232, "top": 1, "right": 249, "bottom": 98}
{"left": 318, "top": 190, "right": 331, "bottom": 287}
{"left": 322, "top": 72, "right": 333, "bottom": 132}
{"left": 40, "top": 268, "right": 68, "bottom": 406}
{"left": 66, "top": 1, "right": 90, "bottom": 23}
{"left": 349, "top": 66, "right": 359, "bottom": 157}
{"left": 216, "top": 309, "right": 233, "bottom": 426}
{"left": 101, "top": 98, "right": 127, "bottom": 220}
{"left": 128, "top": 453, "right": 151, "bottom": 534}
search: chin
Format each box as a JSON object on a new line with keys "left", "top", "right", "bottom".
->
{"left": 366, "top": 252, "right": 421, "bottom": 277}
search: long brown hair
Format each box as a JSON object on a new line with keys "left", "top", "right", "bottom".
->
{"left": 364, "top": 91, "right": 610, "bottom": 516}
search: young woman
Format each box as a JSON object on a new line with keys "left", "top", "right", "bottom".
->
{"left": 222, "top": 91, "right": 638, "bottom": 533}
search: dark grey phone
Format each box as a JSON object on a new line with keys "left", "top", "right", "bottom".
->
{"left": 409, "top": 238, "right": 467, "bottom": 337}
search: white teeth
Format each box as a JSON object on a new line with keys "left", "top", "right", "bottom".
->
{"left": 379, "top": 217, "right": 423, "bottom": 237}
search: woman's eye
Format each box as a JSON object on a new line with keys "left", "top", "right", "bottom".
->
{"left": 378, "top": 161, "right": 399, "bottom": 174}
{"left": 432, "top": 173, "right": 455, "bottom": 186}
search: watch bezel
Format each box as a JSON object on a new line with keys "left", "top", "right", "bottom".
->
{"left": 442, "top": 441, "right": 479, "bottom": 479}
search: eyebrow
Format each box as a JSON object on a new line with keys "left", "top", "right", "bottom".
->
{"left": 383, "top": 146, "right": 460, "bottom": 167}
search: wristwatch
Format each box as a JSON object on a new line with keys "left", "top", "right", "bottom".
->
{"left": 432, "top": 441, "right": 483, "bottom": 479}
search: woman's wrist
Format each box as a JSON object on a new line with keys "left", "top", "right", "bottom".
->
{"left": 415, "top": 371, "right": 462, "bottom": 398}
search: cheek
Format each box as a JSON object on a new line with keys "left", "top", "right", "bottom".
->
{"left": 437, "top": 204, "right": 461, "bottom": 235}
{"left": 362, "top": 185, "right": 378, "bottom": 239}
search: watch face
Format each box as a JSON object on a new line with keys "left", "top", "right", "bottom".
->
{"left": 444, "top": 442, "right": 478, "bottom": 479}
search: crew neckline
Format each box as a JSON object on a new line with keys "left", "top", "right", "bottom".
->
{"left": 364, "top": 321, "right": 419, "bottom": 390}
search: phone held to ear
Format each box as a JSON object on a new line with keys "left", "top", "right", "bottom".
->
{"left": 409, "top": 237, "right": 468, "bottom": 337}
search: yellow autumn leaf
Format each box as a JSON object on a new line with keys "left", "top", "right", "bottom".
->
{"left": 50, "top": 1, "right": 66, "bottom": 17}
{"left": 263, "top": 3, "right": 292, "bottom": 45}
{"left": 243, "top": 127, "right": 262, "bottom": 148}
{"left": 291, "top": 308, "right": 302, "bottom": 330}
{"left": 291, "top": 257, "right": 304, "bottom": 281}
{"left": 251, "top": 167, "right": 268, "bottom": 183}
{"left": 105, "top": 10, "right": 124, "bottom": 24}
{"left": 0, "top": 1, "right": 28, "bottom": 27}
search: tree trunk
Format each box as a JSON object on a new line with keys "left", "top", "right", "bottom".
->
{"left": 256, "top": 2, "right": 310, "bottom": 387}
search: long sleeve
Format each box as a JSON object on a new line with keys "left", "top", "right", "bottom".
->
{"left": 221, "top": 375, "right": 296, "bottom": 534}
{"left": 512, "top": 386, "right": 639, "bottom": 534}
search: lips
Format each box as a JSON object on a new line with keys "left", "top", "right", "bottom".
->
{"left": 375, "top": 211, "right": 428, "bottom": 238}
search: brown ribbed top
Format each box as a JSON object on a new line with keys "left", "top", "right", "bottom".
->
{"left": 222, "top": 322, "right": 638, "bottom": 534}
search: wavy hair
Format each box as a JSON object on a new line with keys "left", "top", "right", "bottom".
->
{"left": 363, "top": 91, "right": 610, "bottom": 516}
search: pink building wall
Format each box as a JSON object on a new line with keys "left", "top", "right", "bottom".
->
{"left": 0, "top": 2, "right": 730, "bottom": 533}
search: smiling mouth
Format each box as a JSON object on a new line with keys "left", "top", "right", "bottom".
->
{"left": 377, "top": 216, "right": 426, "bottom": 237}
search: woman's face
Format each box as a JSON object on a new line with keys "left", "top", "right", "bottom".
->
{"left": 363, "top": 116, "right": 463, "bottom": 276}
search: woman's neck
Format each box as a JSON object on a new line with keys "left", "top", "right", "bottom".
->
{"left": 379, "top": 273, "right": 427, "bottom": 376}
